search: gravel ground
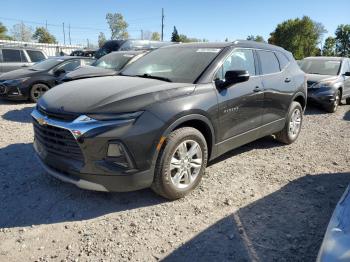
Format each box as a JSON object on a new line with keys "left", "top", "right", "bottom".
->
{"left": 0, "top": 99, "right": 349, "bottom": 262}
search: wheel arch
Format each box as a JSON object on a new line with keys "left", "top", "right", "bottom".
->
{"left": 292, "top": 92, "right": 306, "bottom": 111}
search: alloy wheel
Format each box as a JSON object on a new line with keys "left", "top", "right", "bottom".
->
{"left": 288, "top": 108, "right": 302, "bottom": 138}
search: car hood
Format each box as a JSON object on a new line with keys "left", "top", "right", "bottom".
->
{"left": 0, "top": 68, "right": 40, "bottom": 80}
{"left": 63, "top": 66, "right": 117, "bottom": 81}
{"left": 306, "top": 74, "right": 339, "bottom": 85}
{"left": 39, "top": 76, "right": 195, "bottom": 114}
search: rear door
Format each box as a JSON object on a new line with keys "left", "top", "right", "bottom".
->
{"left": 257, "top": 50, "right": 292, "bottom": 127}
{"left": 342, "top": 59, "right": 350, "bottom": 97}
{"left": 215, "top": 48, "right": 264, "bottom": 151}
{"left": 1, "top": 49, "right": 28, "bottom": 72}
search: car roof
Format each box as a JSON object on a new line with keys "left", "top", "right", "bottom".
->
{"left": 48, "top": 56, "right": 94, "bottom": 60}
{"left": 161, "top": 40, "right": 288, "bottom": 53}
{"left": 109, "top": 50, "right": 146, "bottom": 55}
{"left": 0, "top": 46, "right": 43, "bottom": 51}
{"left": 303, "top": 56, "right": 347, "bottom": 61}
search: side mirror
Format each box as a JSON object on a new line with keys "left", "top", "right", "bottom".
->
{"left": 218, "top": 70, "right": 250, "bottom": 88}
{"left": 344, "top": 72, "right": 350, "bottom": 77}
{"left": 54, "top": 68, "right": 66, "bottom": 76}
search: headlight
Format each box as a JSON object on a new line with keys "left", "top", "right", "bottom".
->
{"left": 2, "top": 77, "right": 30, "bottom": 86}
{"left": 87, "top": 111, "right": 143, "bottom": 121}
{"left": 313, "top": 82, "right": 333, "bottom": 89}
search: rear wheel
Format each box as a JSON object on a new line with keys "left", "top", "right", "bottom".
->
{"left": 151, "top": 127, "right": 208, "bottom": 200}
{"left": 275, "top": 101, "right": 303, "bottom": 144}
{"left": 325, "top": 89, "right": 340, "bottom": 113}
{"left": 30, "top": 83, "right": 49, "bottom": 102}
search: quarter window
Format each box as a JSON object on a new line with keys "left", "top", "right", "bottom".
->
{"left": 56, "top": 60, "right": 81, "bottom": 72}
{"left": 215, "top": 49, "right": 256, "bottom": 80}
{"left": 257, "top": 50, "right": 280, "bottom": 74}
{"left": 275, "top": 52, "right": 290, "bottom": 70}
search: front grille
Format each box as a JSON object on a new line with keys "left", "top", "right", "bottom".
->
{"left": 33, "top": 119, "right": 83, "bottom": 160}
{"left": 37, "top": 106, "right": 79, "bottom": 122}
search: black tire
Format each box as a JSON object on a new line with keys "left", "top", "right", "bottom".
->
{"left": 151, "top": 127, "right": 208, "bottom": 200}
{"left": 30, "top": 83, "right": 49, "bottom": 102}
{"left": 324, "top": 89, "right": 340, "bottom": 113}
{"left": 275, "top": 101, "right": 303, "bottom": 144}
{"left": 346, "top": 97, "right": 350, "bottom": 105}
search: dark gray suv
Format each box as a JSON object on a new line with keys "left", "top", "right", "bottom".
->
{"left": 32, "top": 41, "right": 306, "bottom": 199}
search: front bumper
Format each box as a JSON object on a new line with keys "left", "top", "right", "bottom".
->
{"left": 307, "top": 87, "right": 336, "bottom": 106}
{"left": 0, "top": 83, "right": 27, "bottom": 100}
{"left": 31, "top": 108, "right": 164, "bottom": 192}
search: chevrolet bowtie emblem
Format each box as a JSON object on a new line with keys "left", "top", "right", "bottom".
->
{"left": 37, "top": 117, "right": 48, "bottom": 126}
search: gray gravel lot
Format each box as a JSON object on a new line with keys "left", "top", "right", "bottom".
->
{"left": 0, "top": 99, "right": 349, "bottom": 262}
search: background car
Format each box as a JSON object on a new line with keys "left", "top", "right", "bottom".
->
{"left": 95, "top": 39, "right": 175, "bottom": 58}
{"left": 0, "top": 56, "right": 94, "bottom": 102}
{"left": 60, "top": 50, "right": 147, "bottom": 83}
{"left": 70, "top": 49, "right": 97, "bottom": 58}
{"left": 0, "top": 47, "right": 47, "bottom": 74}
{"left": 300, "top": 56, "right": 350, "bottom": 112}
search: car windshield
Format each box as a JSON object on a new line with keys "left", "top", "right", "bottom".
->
{"left": 31, "top": 58, "right": 64, "bottom": 70}
{"left": 300, "top": 59, "right": 341, "bottom": 76}
{"left": 121, "top": 46, "right": 222, "bottom": 83}
{"left": 92, "top": 52, "right": 136, "bottom": 70}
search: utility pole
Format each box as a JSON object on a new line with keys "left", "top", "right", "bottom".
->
{"left": 141, "top": 30, "right": 143, "bottom": 40}
{"left": 62, "top": 22, "right": 66, "bottom": 45}
{"left": 68, "top": 24, "right": 71, "bottom": 45}
{"left": 87, "top": 38, "right": 90, "bottom": 48}
{"left": 161, "top": 8, "right": 164, "bottom": 41}
{"left": 45, "top": 20, "right": 48, "bottom": 30}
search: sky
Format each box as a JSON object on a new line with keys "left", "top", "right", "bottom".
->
{"left": 1, "top": 0, "right": 349, "bottom": 46}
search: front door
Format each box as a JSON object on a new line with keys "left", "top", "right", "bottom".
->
{"left": 215, "top": 48, "right": 264, "bottom": 154}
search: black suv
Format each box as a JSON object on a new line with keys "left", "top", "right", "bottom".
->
{"left": 32, "top": 41, "right": 306, "bottom": 199}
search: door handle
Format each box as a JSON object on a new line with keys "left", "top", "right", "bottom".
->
{"left": 285, "top": 77, "right": 291, "bottom": 83}
{"left": 253, "top": 86, "right": 262, "bottom": 92}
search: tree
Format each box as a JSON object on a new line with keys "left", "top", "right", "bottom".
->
{"left": 268, "top": 16, "right": 326, "bottom": 60}
{"left": 98, "top": 32, "right": 107, "bottom": 47}
{"left": 151, "top": 32, "right": 160, "bottom": 41}
{"left": 171, "top": 26, "right": 180, "bottom": 42}
{"left": 33, "top": 27, "right": 56, "bottom": 43}
{"left": 247, "top": 35, "right": 265, "bottom": 42}
{"left": 11, "top": 22, "right": 33, "bottom": 42}
{"left": 335, "top": 24, "right": 350, "bottom": 57}
{"left": 322, "top": 37, "right": 336, "bottom": 56}
{"left": 106, "top": 13, "right": 129, "bottom": 40}
{"left": 0, "top": 22, "right": 12, "bottom": 40}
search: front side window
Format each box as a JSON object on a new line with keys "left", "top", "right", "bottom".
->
{"left": 215, "top": 49, "right": 256, "bottom": 80}
{"left": 300, "top": 59, "right": 341, "bottom": 76}
{"left": 122, "top": 46, "right": 222, "bottom": 83}
{"left": 26, "top": 50, "right": 45, "bottom": 62}
{"left": 56, "top": 60, "right": 81, "bottom": 72}
{"left": 257, "top": 50, "right": 280, "bottom": 75}
{"left": 2, "top": 49, "right": 22, "bottom": 62}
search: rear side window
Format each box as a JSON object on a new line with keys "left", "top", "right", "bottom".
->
{"left": 82, "top": 59, "right": 94, "bottom": 66}
{"left": 257, "top": 50, "right": 280, "bottom": 74}
{"left": 26, "top": 50, "right": 46, "bottom": 62}
{"left": 2, "top": 49, "right": 22, "bottom": 62}
{"left": 275, "top": 52, "right": 290, "bottom": 70}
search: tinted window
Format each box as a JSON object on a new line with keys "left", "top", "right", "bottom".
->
{"left": 275, "top": 52, "right": 289, "bottom": 70}
{"left": 2, "top": 49, "right": 22, "bottom": 62}
{"left": 57, "top": 60, "right": 81, "bottom": 72}
{"left": 215, "top": 49, "right": 256, "bottom": 80}
{"left": 122, "top": 46, "right": 222, "bottom": 83}
{"left": 258, "top": 50, "right": 280, "bottom": 74}
{"left": 26, "top": 50, "right": 45, "bottom": 62}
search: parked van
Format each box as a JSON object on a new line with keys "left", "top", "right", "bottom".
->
{"left": 0, "top": 47, "right": 47, "bottom": 74}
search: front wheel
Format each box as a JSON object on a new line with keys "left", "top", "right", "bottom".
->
{"left": 275, "top": 101, "right": 303, "bottom": 144}
{"left": 151, "top": 127, "right": 208, "bottom": 200}
{"left": 30, "top": 83, "right": 49, "bottom": 102}
{"left": 325, "top": 89, "right": 340, "bottom": 113}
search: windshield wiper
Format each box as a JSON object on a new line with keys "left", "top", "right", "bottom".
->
{"left": 135, "top": 73, "right": 172, "bottom": 82}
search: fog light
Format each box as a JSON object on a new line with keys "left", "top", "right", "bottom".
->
{"left": 107, "top": 143, "right": 123, "bottom": 157}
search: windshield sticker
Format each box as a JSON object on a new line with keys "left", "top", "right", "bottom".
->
{"left": 196, "top": 48, "right": 221, "bottom": 53}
